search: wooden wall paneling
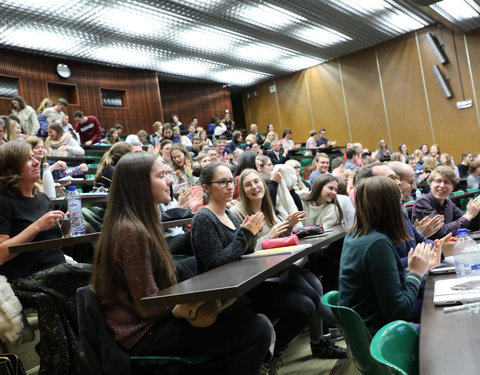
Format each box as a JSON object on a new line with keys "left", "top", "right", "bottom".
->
{"left": 242, "top": 80, "right": 280, "bottom": 134}
{"left": 275, "top": 71, "right": 312, "bottom": 142}
{"left": 339, "top": 48, "right": 388, "bottom": 152}
{"left": 159, "top": 81, "right": 233, "bottom": 130}
{"left": 377, "top": 33, "right": 432, "bottom": 155}
{"left": 0, "top": 48, "right": 163, "bottom": 136}
{"left": 306, "top": 61, "right": 350, "bottom": 147}
{"left": 417, "top": 27, "right": 480, "bottom": 160}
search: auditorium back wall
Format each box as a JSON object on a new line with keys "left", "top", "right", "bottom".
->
{"left": 243, "top": 25, "right": 480, "bottom": 160}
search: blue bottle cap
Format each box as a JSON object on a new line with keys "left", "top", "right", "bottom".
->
{"left": 67, "top": 186, "right": 77, "bottom": 191}
{"left": 458, "top": 228, "right": 468, "bottom": 235}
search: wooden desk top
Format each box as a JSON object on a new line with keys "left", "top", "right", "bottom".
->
{"left": 47, "top": 156, "right": 101, "bottom": 163}
{"left": 8, "top": 218, "right": 191, "bottom": 254}
{"left": 140, "top": 226, "right": 346, "bottom": 307}
{"left": 420, "top": 273, "right": 480, "bottom": 374}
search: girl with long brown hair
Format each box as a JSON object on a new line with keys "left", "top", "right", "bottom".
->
{"left": 91, "top": 153, "right": 271, "bottom": 375}
{"left": 339, "top": 176, "right": 441, "bottom": 334}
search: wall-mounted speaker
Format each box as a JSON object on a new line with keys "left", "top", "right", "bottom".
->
{"left": 426, "top": 32, "right": 448, "bottom": 64}
{"left": 432, "top": 65, "right": 453, "bottom": 98}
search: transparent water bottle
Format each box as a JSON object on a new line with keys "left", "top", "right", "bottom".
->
{"left": 42, "top": 163, "right": 56, "bottom": 199}
{"left": 66, "top": 186, "right": 86, "bottom": 237}
{"left": 453, "top": 228, "right": 480, "bottom": 277}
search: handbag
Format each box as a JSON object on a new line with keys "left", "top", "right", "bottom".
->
{"left": 292, "top": 225, "right": 325, "bottom": 239}
{"left": 0, "top": 353, "right": 26, "bottom": 375}
{"left": 261, "top": 234, "right": 299, "bottom": 249}
{"left": 172, "top": 298, "right": 237, "bottom": 328}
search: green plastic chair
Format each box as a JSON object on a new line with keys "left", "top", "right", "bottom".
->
{"left": 321, "top": 291, "right": 390, "bottom": 375}
{"left": 370, "top": 320, "right": 419, "bottom": 375}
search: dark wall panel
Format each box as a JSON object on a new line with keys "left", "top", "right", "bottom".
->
{"left": 159, "top": 81, "right": 233, "bottom": 129}
{"left": 0, "top": 48, "right": 162, "bottom": 135}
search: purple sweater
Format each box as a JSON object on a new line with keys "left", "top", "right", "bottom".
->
{"left": 411, "top": 192, "right": 469, "bottom": 240}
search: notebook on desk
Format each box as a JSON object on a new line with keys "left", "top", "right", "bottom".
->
{"left": 241, "top": 244, "right": 312, "bottom": 258}
{"left": 433, "top": 276, "right": 480, "bottom": 305}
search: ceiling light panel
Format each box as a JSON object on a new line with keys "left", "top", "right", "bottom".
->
{"left": 431, "top": 0, "right": 480, "bottom": 22}
{"left": 212, "top": 68, "right": 272, "bottom": 86}
{"left": 229, "top": 3, "right": 306, "bottom": 30}
{"left": 295, "top": 26, "right": 352, "bottom": 47}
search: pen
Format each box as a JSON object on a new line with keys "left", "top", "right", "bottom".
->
{"left": 443, "top": 305, "right": 467, "bottom": 313}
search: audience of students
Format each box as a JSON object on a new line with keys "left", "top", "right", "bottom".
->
{"left": 5, "top": 106, "right": 480, "bottom": 374}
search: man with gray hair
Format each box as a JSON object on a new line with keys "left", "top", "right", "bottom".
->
{"left": 388, "top": 161, "right": 417, "bottom": 202}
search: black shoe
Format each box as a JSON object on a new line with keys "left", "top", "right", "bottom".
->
{"left": 311, "top": 340, "right": 349, "bottom": 359}
{"left": 322, "top": 329, "right": 344, "bottom": 342}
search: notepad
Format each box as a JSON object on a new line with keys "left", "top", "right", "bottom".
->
{"left": 242, "top": 244, "right": 312, "bottom": 258}
{"left": 433, "top": 276, "right": 480, "bottom": 305}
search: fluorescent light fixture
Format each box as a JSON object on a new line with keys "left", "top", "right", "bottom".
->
{"left": 178, "top": 28, "right": 236, "bottom": 51}
{"left": 158, "top": 59, "right": 221, "bottom": 77}
{"left": 98, "top": 7, "right": 168, "bottom": 36}
{"left": 382, "top": 11, "right": 428, "bottom": 32}
{"left": 334, "top": 0, "right": 391, "bottom": 15}
{"left": 279, "top": 56, "right": 324, "bottom": 71}
{"left": 1, "top": 0, "right": 72, "bottom": 10}
{"left": 91, "top": 46, "right": 152, "bottom": 66}
{"left": 234, "top": 4, "right": 305, "bottom": 29}
{"left": 2, "top": 29, "right": 80, "bottom": 52}
{"left": 431, "top": 0, "right": 480, "bottom": 22}
{"left": 296, "top": 27, "right": 352, "bottom": 47}
{"left": 212, "top": 69, "right": 271, "bottom": 86}
{"left": 235, "top": 44, "right": 288, "bottom": 63}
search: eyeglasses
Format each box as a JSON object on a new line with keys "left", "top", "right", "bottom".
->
{"left": 387, "top": 174, "right": 400, "bottom": 181}
{"left": 210, "top": 179, "right": 237, "bottom": 188}
{"left": 432, "top": 178, "right": 453, "bottom": 186}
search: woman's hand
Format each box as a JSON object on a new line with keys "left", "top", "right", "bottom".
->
{"left": 177, "top": 189, "right": 191, "bottom": 208}
{"left": 286, "top": 211, "right": 306, "bottom": 227}
{"left": 407, "top": 242, "right": 432, "bottom": 277}
{"left": 184, "top": 159, "right": 192, "bottom": 174}
{"left": 175, "top": 169, "right": 183, "bottom": 179}
{"left": 79, "top": 163, "right": 89, "bottom": 172}
{"left": 34, "top": 211, "right": 66, "bottom": 232}
{"left": 58, "top": 145, "right": 68, "bottom": 152}
{"left": 428, "top": 239, "right": 443, "bottom": 270}
{"left": 241, "top": 212, "right": 264, "bottom": 235}
{"left": 50, "top": 161, "right": 67, "bottom": 171}
{"left": 268, "top": 221, "right": 290, "bottom": 238}
{"left": 271, "top": 169, "right": 282, "bottom": 183}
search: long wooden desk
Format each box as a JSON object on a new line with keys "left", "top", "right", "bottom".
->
{"left": 420, "top": 273, "right": 480, "bottom": 374}
{"left": 8, "top": 218, "right": 192, "bottom": 254}
{"left": 140, "top": 227, "right": 346, "bottom": 308}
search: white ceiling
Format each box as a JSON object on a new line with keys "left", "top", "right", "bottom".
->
{"left": 1, "top": 0, "right": 480, "bottom": 86}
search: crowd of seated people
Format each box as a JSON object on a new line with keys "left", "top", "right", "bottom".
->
{"left": 5, "top": 98, "right": 480, "bottom": 375}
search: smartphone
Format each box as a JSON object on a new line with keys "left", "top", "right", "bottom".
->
{"left": 451, "top": 280, "right": 480, "bottom": 291}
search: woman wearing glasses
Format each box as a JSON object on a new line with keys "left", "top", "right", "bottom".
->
{"left": 191, "top": 163, "right": 317, "bottom": 373}
{"left": 412, "top": 166, "right": 480, "bottom": 239}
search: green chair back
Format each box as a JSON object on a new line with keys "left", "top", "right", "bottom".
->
{"left": 370, "top": 320, "right": 419, "bottom": 375}
{"left": 321, "top": 291, "right": 390, "bottom": 375}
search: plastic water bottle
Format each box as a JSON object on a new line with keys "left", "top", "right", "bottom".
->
{"left": 42, "top": 163, "right": 56, "bottom": 199}
{"left": 66, "top": 186, "right": 86, "bottom": 237}
{"left": 453, "top": 229, "right": 480, "bottom": 277}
